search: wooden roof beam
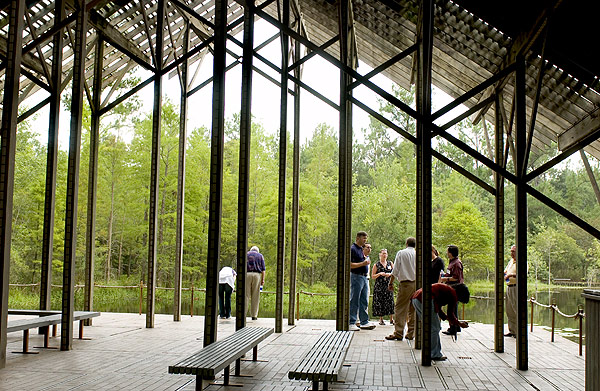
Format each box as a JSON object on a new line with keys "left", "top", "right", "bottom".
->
{"left": 558, "top": 107, "right": 600, "bottom": 151}
{"left": 61, "top": 0, "right": 152, "bottom": 71}
{"left": 472, "top": 0, "right": 564, "bottom": 124}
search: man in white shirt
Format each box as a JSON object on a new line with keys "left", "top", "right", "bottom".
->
{"left": 218, "top": 266, "right": 237, "bottom": 319}
{"left": 385, "top": 237, "right": 416, "bottom": 341}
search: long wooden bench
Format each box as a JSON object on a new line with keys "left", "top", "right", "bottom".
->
{"left": 7, "top": 311, "right": 101, "bottom": 353}
{"left": 169, "top": 327, "right": 273, "bottom": 390}
{"left": 288, "top": 330, "right": 353, "bottom": 391}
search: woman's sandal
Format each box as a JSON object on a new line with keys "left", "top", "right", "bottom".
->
{"left": 379, "top": 320, "right": 385, "bottom": 325}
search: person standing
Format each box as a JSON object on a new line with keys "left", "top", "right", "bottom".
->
{"left": 356, "top": 243, "right": 374, "bottom": 327}
{"left": 504, "top": 245, "right": 518, "bottom": 337}
{"left": 246, "top": 246, "right": 266, "bottom": 320}
{"left": 218, "top": 266, "right": 236, "bottom": 319}
{"left": 372, "top": 248, "right": 395, "bottom": 325}
{"left": 349, "top": 231, "right": 376, "bottom": 330}
{"left": 411, "top": 283, "right": 470, "bottom": 361}
{"left": 441, "top": 244, "right": 464, "bottom": 335}
{"left": 431, "top": 245, "right": 445, "bottom": 284}
{"left": 385, "top": 237, "right": 416, "bottom": 341}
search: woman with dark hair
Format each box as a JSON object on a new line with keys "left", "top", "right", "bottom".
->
{"left": 371, "top": 248, "right": 395, "bottom": 325}
{"left": 431, "top": 245, "right": 445, "bottom": 284}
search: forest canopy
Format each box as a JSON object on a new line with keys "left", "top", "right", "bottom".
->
{"left": 10, "top": 84, "right": 600, "bottom": 294}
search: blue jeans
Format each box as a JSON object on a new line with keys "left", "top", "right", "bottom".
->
{"left": 412, "top": 298, "right": 442, "bottom": 359}
{"left": 349, "top": 273, "right": 370, "bottom": 326}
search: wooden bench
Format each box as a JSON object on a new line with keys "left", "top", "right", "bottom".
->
{"left": 7, "top": 311, "right": 101, "bottom": 353}
{"left": 169, "top": 327, "right": 273, "bottom": 390}
{"left": 288, "top": 330, "right": 353, "bottom": 391}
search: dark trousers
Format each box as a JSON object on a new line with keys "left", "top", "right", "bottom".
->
{"left": 219, "top": 283, "right": 233, "bottom": 318}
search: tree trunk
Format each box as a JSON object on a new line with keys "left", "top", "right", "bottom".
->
{"left": 106, "top": 179, "right": 115, "bottom": 281}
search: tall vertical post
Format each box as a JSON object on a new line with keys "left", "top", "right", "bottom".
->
{"left": 237, "top": 0, "right": 254, "bottom": 331}
{"left": 494, "top": 94, "right": 505, "bottom": 352}
{"left": 174, "top": 23, "right": 189, "bottom": 322}
{"left": 41, "top": 0, "right": 65, "bottom": 313}
{"left": 61, "top": 0, "right": 87, "bottom": 351}
{"left": 0, "top": 0, "right": 25, "bottom": 368}
{"left": 204, "top": 0, "right": 227, "bottom": 346}
{"left": 275, "top": 0, "right": 290, "bottom": 334}
{"left": 84, "top": 35, "right": 104, "bottom": 326}
{"left": 288, "top": 26, "right": 301, "bottom": 326}
{"left": 337, "top": 0, "right": 353, "bottom": 331}
{"left": 416, "top": 0, "right": 434, "bottom": 367}
{"left": 146, "top": 0, "right": 165, "bottom": 329}
{"left": 515, "top": 55, "right": 529, "bottom": 370}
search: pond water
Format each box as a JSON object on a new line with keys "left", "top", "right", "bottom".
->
{"left": 465, "top": 287, "right": 587, "bottom": 342}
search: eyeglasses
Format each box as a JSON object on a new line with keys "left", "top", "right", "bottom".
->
{"left": 364, "top": 246, "right": 372, "bottom": 249}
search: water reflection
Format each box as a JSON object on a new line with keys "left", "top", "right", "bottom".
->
{"left": 465, "top": 287, "right": 586, "bottom": 342}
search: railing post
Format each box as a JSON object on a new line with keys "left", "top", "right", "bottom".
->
{"left": 190, "top": 285, "right": 194, "bottom": 317}
{"left": 551, "top": 299, "right": 556, "bottom": 342}
{"left": 139, "top": 280, "right": 143, "bottom": 315}
{"left": 530, "top": 297, "right": 534, "bottom": 332}
{"left": 296, "top": 291, "right": 300, "bottom": 320}
{"left": 578, "top": 305, "right": 583, "bottom": 356}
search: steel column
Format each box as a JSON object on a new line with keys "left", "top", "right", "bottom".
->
{"left": 275, "top": 0, "right": 290, "bottom": 334}
{"left": 416, "top": 0, "right": 433, "bottom": 366}
{"left": 84, "top": 35, "right": 104, "bottom": 326}
{"left": 237, "top": 1, "right": 254, "bottom": 331}
{"left": 288, "top": 24, "right": 301, "bottom": 326}
{"left": 40, "top": 0, "right": 64, "bottom": 314}
{"left": 515, "top": 56, "right": 529, "bottom": 370}
{"left": 337, "top": 0, "right": 353, "bottom": 331}
{"left": 204, "top": 0, "right": 227, "bottom": 346}
{"left": 146, "top": 0, "right": 165, "bottom": 329}
{"left": 173, "top": 23, "right": 189, "bottom": 322}
{"left": 494, "top": 94, "right": 505, "bottom": 353}
{"left": 61, "top": 0, "right": 87, "bottom": 351}
{"left": 0, "top": 0, "right": 25, "bottom": 368}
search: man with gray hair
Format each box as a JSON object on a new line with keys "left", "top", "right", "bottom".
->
{"left": 246, "top": 246, "right": 266, "bottom": 320}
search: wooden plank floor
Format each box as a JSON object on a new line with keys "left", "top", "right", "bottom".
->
{"left": 0, "top": 313, "right": 585, "bottom": 390}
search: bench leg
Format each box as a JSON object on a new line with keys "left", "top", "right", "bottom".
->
{"left": 13, "top": 330, "right": 39, "bottom": 354}
{"left": 23, "top": 330, "right": 29, "bottom": 353}
{"left": 195, "top": 375, "right": 206, "bottom": 391}
{"left": 52, "top": 324, "right": 57, "bottom": 337}
{"left": 253, "top": 345, "right": 258, "bottom": 361}
{"left": 79, "top": 320, "right": 83, "bottom": 339}
{"left": 235, "top": 358, "right": 241, "bottom": 376}
{"left": 312, "top": 380, "right": 319, "bottom": 391}
{"left": 225, "top": 365, "right": 231, "bottom": 385}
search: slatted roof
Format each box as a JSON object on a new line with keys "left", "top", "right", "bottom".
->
{"left": 1, "top": 0, "right": 599, "bottom": 167}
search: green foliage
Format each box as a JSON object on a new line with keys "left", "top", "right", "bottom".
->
{"left": 434, "top": 201, "right": 493, "bottom": 279}
{"left": 8, "top": 80, "right": 600, "bottom": 309}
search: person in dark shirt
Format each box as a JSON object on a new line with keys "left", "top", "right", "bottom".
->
{"left": 431, "top": 245, "right": 445, "bottom": 284}
{"left": 246, "top": 246, "right": 266, "bottom": 320}
{"left": 441, "top": 244, "right": 464, "bottom": 335}
{"left": 411, "top": 283, "right": 469, "bottom": 361}
{"left": 349, "top": 231, "right": 376, "bottom": 330}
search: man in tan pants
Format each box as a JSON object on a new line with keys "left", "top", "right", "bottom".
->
{"left": 385, "top": 237, "right": 416, "bottom": 341}
{"left": 246, "top": 246, "right": 266, "bottom": 320}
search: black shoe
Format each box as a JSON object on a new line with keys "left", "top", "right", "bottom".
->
{"left": 504, "top": 332, "right": 516, "bottom": 338}
{"left": 442, "top": 330, "right": 457, "bottom": 336}
{"left": 432, "top": 356, "right": 447, "bottom": 361}
{"left": 252, "top": 317, "right": 258, "bottom": 320}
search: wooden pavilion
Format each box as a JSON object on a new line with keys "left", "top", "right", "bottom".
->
{"left": 1, "top": 0, "right": 599, "bottom": 372}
